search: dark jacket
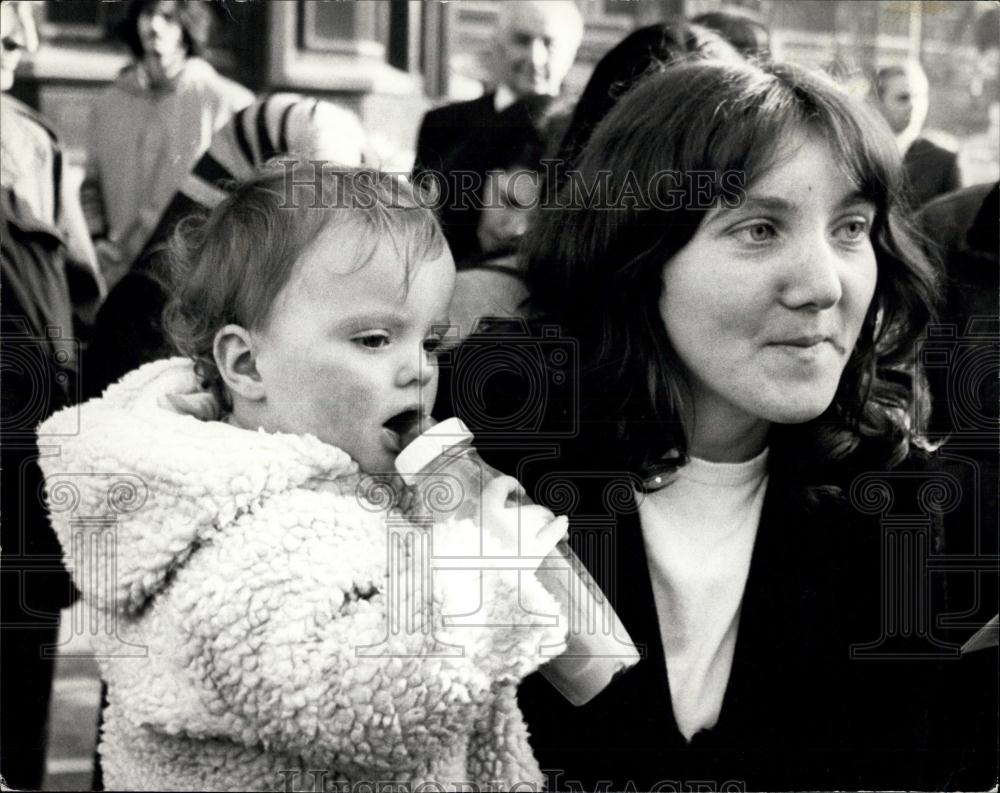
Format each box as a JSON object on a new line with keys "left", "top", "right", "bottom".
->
{"left": 917, "top": 183, "right": 999, "bottom": 699}
{"left": 1, "top": 187, "right": 79, "bottom": 614}
{"left": 511, "top": 451, "right": 995, "bottom": 791}
{"left": 917, "top": 181, "right": 998, "bottom": 440}
{"left": 903, "top": 137, "right": 962, "bottom": 210}
{"left": 438, "top": 321, "right": 998, "bottom": 791}
{"left": 413, "top": 93, "right": 501, "bottom": 180}
{"left": 919, "top": 181, "right": 998, "bottom": 328}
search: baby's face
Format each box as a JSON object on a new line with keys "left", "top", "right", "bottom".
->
{"left": 251, "top": 228, "right": 455, "bottom": 474}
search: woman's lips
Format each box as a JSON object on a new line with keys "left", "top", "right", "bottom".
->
{"left": 769, "top": 335, "right": 844, "bottom": 354}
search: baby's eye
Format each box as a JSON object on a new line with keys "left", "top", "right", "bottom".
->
{"left": 352, "top": 332, "right": 390, "bottom": 350}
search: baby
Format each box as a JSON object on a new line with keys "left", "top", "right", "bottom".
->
{"left": 38, "top": 164, "right": 566, "bottom": 791}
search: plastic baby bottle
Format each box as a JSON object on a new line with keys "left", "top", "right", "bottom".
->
{"left": 395, "top": 417, "right": 640, "bottom": 706}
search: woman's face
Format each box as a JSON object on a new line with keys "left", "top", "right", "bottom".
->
{"left": 659, "top": 134, "right": 878, "bottom": 457}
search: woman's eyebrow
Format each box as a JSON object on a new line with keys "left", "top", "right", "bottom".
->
{"left": 738, "top": 195, "right": 796, "bottom": 213}
{"left": 703, "top": 195, "right": 793, "bottom": 225}
{"left": 706, "top": 192, "right": 874, "bottom": 224}
{"left": 835, "top": 190, "right": 876, "bottom": 211}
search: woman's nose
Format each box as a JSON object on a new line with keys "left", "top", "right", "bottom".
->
{"left": 779, "top": 233, "right": 843, "bottom": 311}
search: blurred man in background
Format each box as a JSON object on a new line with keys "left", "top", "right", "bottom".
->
{"left": 873, "top": 61, "right": 962, "bottom": 208}
{"left": 413, "top": 0, "right": 583, "bottom": 180}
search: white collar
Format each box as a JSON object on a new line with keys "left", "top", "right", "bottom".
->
{"left": 494, "top": 83, "right": 518, "bottom": 113}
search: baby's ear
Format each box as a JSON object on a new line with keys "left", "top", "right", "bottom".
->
{"left": 214, "top": 324, "right": 265, "bottom": 402}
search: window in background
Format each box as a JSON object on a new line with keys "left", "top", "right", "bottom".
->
{"left": 40, "top": 0, "right": 126, "bottom": 43}
{"left": 298, "top": 0, "right": 389, "bottom": 58}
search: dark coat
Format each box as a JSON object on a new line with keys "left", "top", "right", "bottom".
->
{"left": 919, "top": 181, "right": 998, "bottom": 329}
{"left": 1, "top": 187, "right": 80, "bottom": 789}
{"left": 413, "top": 93, "right": 501, "bottom": 180}
{"left": 0, "top": 187, "right": 79, "bottom": 613}
{"left": 903, "top": 137, "right": 962, "bottom": 210}
{"left": 511, "top": 451, "right": 996, "bottom": 791}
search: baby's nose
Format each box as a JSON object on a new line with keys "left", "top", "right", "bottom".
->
{"left": 395, "top": 350, "right": 435, "bottom": 388}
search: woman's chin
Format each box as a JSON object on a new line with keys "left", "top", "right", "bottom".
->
{"left": 743, "top": 389, "right": 835, "bottom": 426}
{"left": 766, "top": 400, "right": 835, "bottom": 426}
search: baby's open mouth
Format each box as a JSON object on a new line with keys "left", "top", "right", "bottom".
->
{"left": 382, "top": 408, "right": 425, "bottom": 450}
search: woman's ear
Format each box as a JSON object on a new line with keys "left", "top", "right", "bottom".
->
{"left": 214, "top": 324, "right": 265, "bottom": 402}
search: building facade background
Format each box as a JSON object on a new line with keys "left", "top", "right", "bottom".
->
{"left": 9, "top": 0, "right": 999, "bottom": 182}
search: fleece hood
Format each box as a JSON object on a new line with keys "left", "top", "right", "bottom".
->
{"left": 38, "top": 358, "right": 359, "bottom": 615}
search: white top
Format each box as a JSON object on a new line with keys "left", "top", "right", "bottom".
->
{"left": 494, "top": 83, "right": 518, "bottom": 113}
{"left": 637, "top": 449, "right": 769, "bottom": 741}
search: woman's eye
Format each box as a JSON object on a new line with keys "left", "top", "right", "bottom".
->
{"left": 353, "top": 332, "right": 390, "bottom": 350}
{"left": 735, "top": 222, "right": 777, "bottom": 244}
{"left": 835, "top": 218, "right": 870, "bottom": 242}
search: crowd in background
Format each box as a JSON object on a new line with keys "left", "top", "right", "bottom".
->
{"left": 1, "top": 0, "right": 998, "bottom": 790}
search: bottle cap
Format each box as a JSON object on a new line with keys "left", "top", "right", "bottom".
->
{"left": 394, "top": 417, "right": 474, "bottom": 484}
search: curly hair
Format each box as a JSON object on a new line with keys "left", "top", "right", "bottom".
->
{"left": 551, "top": 21, "right": 739, "bottom": 183}
{"left": 163, "top": 163, "right": 445, "bottom": 408}
{"left": 525, "top": 60, "right": 939, "bottom": 493}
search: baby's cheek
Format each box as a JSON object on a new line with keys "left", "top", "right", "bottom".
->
{"left": 342, "top": 377, "right": 382, "bottom": 423}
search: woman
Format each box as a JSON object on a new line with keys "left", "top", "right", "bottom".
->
{"left": 451, "top": 59, "right": 995, "bottom": 789}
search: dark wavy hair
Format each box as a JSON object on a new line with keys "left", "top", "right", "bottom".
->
{"left": 119, "top": 0, "right": 212, "bottom": 59}
{"left": 525, "top": 60, "right": 938, "bottom": 492}
{"left": 552, "top": 22, "right": 738, "bottom": 181}
{"left": 690, "top": 10, "right": 772, "bottom": 60}
{"left": 163, "top": 163, "right": 445, "bottom": 408}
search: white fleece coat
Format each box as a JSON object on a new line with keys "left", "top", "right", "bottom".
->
{"left": 38, "top": 359, "right": 567, "bottom": 791}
